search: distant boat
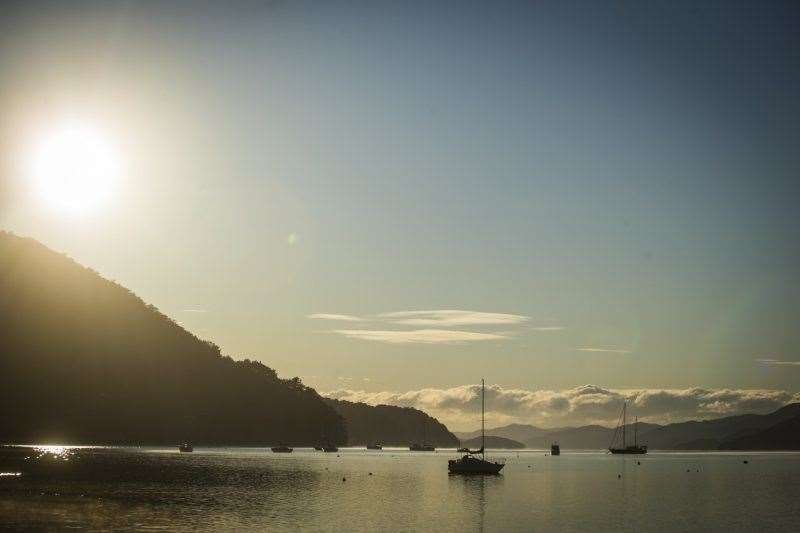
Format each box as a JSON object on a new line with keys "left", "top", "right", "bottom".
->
{"left": 608, "top": 401, "right": 647, "bottom": 455}
{"left": 323, "top": 444, "right": 338, "bottom": 452}
{"left": 313, "top": 446, "right": 323, "bottom": 451}
{"left": 551, "top": 443, "right": 560, "bottom": 456}
{"left": 448, "top": 379, "right": 505, "bottom": 475}
{"left": 366, "top": 443, "right": 383, "bottom": 450}
{"left": 271, "top": 445, "right": 293, "bottom": 453}
{"left": 409, "top": 417, "right": 435, "bottom": 451}
{"left": 456, "top": 447, "right": 469, "bottom": 453}
{"left": 178, "top": 443, "right": 193, "bottom": 453}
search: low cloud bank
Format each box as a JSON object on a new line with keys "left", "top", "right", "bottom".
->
{"left": 325, "top": 384, "right": 800, "bottom": 430}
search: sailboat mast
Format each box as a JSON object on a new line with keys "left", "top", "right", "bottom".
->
{"left": 635, "top": 416, "right": 638, "bottom": 447}
{"left": 622, "top": 401, "right": 626, "bottom": 448}
{"left": 481, "top": 378, "right": 485, "bottom": 459}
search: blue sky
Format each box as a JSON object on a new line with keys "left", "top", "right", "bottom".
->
{"left": 2, "top": 0, "right": 799, "bottom": 426}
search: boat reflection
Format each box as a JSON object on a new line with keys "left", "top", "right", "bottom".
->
{"left": 448, "top": 468, "right": 504, "bottom": 533}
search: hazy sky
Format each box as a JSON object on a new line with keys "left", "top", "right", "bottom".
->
{"left": 2, "top": 1, "right": 799, "bottom": 428}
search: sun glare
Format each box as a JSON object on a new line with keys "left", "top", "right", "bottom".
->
{"left": 30, "top": 125, "right": 119, "bottom": 214}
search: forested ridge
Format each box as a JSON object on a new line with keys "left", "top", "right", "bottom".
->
{"left": 0, "top": 231, "right": 346, "bottom": 445}
{"left": 325, "top": 398, "right": 459, "bottom": 447}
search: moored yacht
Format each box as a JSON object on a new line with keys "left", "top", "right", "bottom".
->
{"left": 271, "top": 445, "right": 293, "bottom": 453}
{"left": 409, "top": 418, "right": 435, "bottom": 451}
{"left": 448, "top": 379, "right": 504, "bottom": 475}
{"left": 608, "top": 401, "right": 647, "bottom": 454}
{"left": 178, "top": 443, "right": 193, "bottom": 453}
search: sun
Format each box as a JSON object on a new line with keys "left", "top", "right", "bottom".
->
{"left": 30, "top": 125, "right": 120, "bottom": 213}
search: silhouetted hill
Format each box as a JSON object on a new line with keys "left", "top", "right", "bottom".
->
{"left": 638, "top": 403, "right": 800, "bottom": 449}
{"left": 0, "top": 231, "right": 346, "bottom": 446}
{"left": 719, "top": 414, "right": 800, "bottom": 450}
{"left": 457, "top": 422, "right": 659, "bottom": 449}
{"left": 455, "top": 423, "right": 550, "bottom": 444}
{"left": 456, "top": 404, "right": 800, "bottom": 450}
{"left": 324, "top": 398, "right": 459, "bottom": 447}
{"left": 461, "top": 436, "right": 524, "bottom": 449}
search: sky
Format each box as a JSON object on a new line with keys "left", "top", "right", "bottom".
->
{"left": 1, "top": 0, "right": 799, "bottom": 430}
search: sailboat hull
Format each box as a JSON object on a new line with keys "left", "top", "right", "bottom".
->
{"left": 448, "top": 457, "right": 504, "bottom": 475}
{"left": 609, "top": 447, "right": 647, "bottom": 454}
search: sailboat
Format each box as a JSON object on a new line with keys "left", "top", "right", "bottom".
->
{"left": 608, "top": 401, "right": 647, "bottom": 454}
{"left": 448, "top": 379, "right": 505, "bottom": 475}
{"left": 409, "top": 418, "right": 435, "bottom": 451}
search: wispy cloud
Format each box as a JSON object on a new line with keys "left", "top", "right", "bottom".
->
{"left": 378, "top": 310, "right": 530, "bottom": 327}
{"left": 576, "top": 347, "right": 632, "bottom": 354}
{"left": 532, "top": 326, "right": 565, "bottom": 331}
{"left": 756, "top": 358, "right": 800, "bottom": 367}
{"left": 181, "top": 309, "right": 208, "bottom": 313}
{"left": 331, "top": 329, "right": 508, "bottom": 345}
{"left": 310, "top": 309, "right": 532, "bottom": 344}
{"left": 325, "top": 384, "right": 800, "bottom": 430}
{"left": 308, "top": 313, "right": 364, "bottom": 322}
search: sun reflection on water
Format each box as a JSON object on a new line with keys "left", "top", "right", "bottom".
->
{"left": 26, "top": 445, "right": 82, "bottom": 461}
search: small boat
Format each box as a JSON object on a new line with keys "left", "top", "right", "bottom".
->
{"left": 456, "top": 447, "right": 470, "bottom": 453}
{"left": 323, "top": 444, "right": 338, "bottom": 452}
{"left": 409, "top": 415, "right": 436, "bottom": 451}
{"left": 448, "top": 379, "right": 504, "bottom": 475}
{"left": 178, "top": 443, "right": 193, "bottom": 453}
{"left": 366, "top": 443, "right": 383, "bottom": 450}
{"left": 313, "top": 446, "right": 323, "bottom": 451}
{"left": 550, "top": 443, "right": 560, "bottom": 456}
{"left": 271, "top": 445, "right": 293, "bottom": 453}
{"left": 608, "top": 401, "right": 647, "bottom": 454}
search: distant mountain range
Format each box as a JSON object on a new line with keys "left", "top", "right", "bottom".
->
{"left": 455, "top": 403, "right": 800, "bottom": 450}
{"left": 460, "top": 436, "right": 525, "bottom": 449}
{"left": 0, "top": 231, "right": 452, "bottom": 447}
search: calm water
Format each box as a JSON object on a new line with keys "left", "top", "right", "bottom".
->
{"left": 1, "top": 446, "right": 799, "bottom": 532}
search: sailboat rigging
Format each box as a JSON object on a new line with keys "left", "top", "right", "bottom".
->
{"left": 608, "top": 401, "right": 647, "bottom": 454}
{"left": 448, "top": 379, "right": 505, "bottom": 474}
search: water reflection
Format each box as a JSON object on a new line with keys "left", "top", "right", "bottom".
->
{"left": 448, "top": 473, "right": 504, "bottom": 533}
{"left": 1, "top": 448, "right": 799, "bottom": 531}
{"left": 31, "top": 446, "right": 74, "bottom": 461}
